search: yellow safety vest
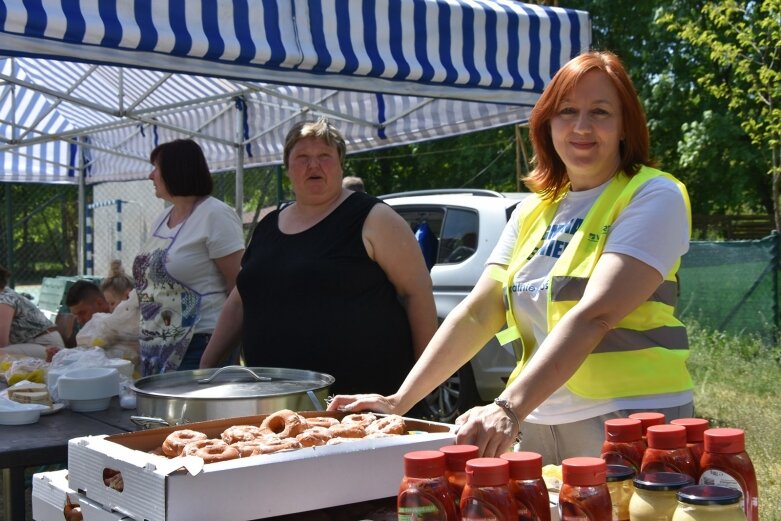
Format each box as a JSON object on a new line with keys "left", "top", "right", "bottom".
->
{"left": 489, "top": 166, "right": 693, "bottom": 399}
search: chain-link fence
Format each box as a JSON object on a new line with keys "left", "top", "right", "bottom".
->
{"left": 1, "top": 167, "right": 288, "bottom": 290}
{"left": 678, "top": 233, "right": 779, "bottom": 344}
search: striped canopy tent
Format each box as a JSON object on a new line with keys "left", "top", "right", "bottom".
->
{"left": 0, "top": 0, "right": 590, "bottom": 187}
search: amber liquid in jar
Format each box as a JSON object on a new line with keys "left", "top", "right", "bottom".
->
{"left": 440, "top": 444, "right": 479, "bottom": 517}
{"left": 398, "top": 450, "right": 458, "bottom": 520}
{"left": 641, "top": 425, "right": 697, "bottom": 481}
{"left": 460, "top": 457, "right": 517, "bottom": 521}
{"left": 558, "top": 457, "right": 612, "bottom": 521}
{"left": 602, "top": 418, "right": 646, "bottom": 472}
{"left": 502, "top": 451, "right": 551, "bottom": 521}
{"left": 699, "top": 428, "right": 758, "bottom": 521}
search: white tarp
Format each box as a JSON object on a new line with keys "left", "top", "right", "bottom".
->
{"left": 0, "top": 0, "right": 590, "bottom": 184}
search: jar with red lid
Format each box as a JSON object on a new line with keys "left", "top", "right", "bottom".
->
{"left": 398, "top": 450, "right": 458, "bottom": 520}
{"left": 606, "top": 464, "right": 634, "bottom": 521}
{"left": 439, "top": 444, "right": 479, "bottom": 516}
{"left": 501, "top": 451, "right": 551, "bottom": 521}
{"left": 699, "top": 428, "right": 758, "bottom": 521}
{"left": 629, "top": 412, "right": 666, "bottom": 443}
{"left": 670, "top": 418, "right": 709, "bottom": 479}
{"left": 641, "top": 424, "right": 697, "bottom": 480}
{"left": 602, "top": 418, "right": 646, "bottom": 472}
{"left": 558, "top": 457, "right": 612, "bottom": 521}
{"left": 460, "top": 457, "right": 516, "bottom": 521}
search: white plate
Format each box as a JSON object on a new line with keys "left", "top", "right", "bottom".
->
{"left": 0, "top": 408, "right": 41, "bottom": 425}
{"left": 40, "top": 402, "right": 65, "bottom": 416}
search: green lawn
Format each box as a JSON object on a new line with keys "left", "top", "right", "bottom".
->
{"left": 687, "top": 323, "right": 780, "bottom": 520}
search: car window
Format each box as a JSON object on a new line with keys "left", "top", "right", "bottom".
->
{"left": 391, "top": 204, "right": 480, "bottom": 266}
{"left": 438, "top": 208, "right": 479, "bottom": 264}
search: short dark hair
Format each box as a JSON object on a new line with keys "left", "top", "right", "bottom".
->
{"left": 0, "top": 264, "right": 10, "bottom": 289}
{"left": 65, "top": 280, "right": 104, "bottom": 307}
{"left": 149, "top": 139, "right": 213, "bottom": 196}
{"left": 283, "top": 118, "right": 347, "bottom": 169}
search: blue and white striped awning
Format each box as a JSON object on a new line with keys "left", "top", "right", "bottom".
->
{"left": 0, "top": 0, "right": 590, "bottom": 184}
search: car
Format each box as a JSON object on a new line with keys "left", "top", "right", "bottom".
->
{"left": 380, "top": 188, "right": 530, "bottom": 422}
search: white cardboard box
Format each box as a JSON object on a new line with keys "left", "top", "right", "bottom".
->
{"left": 67, "top": 413, "right": 455, "bottom": 521}
{"left": 32, "top": 469, "right": 131, "bottom": 521}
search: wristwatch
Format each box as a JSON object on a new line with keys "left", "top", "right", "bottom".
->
{"left": 494, "top": 397, "right": 523, "bottom": 448}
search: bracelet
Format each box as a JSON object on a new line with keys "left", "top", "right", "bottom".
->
{"left": 494, "top": 397, "right": 523, "bottom": 448}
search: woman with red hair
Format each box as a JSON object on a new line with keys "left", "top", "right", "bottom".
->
{"left": 329, "top": 51, "right": 694, "bottom": 464}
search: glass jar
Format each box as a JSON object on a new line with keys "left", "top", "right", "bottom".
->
{"left": 628, "top": 411, "right": 665, "bottom": 443}
{"left": 672, "top": 485, "right": 747, "bottom": 521}
{"left": 461, "top": 457, "right": 516, "bottom": 521}
{"left": 558, "top": 457, "right": 612, "bottom": 521}
{"left": 398, "top": 450, "right": 458, "bottom": 520}
{"left": 629, "top": 471, "right": 694, "bottom": 521}
{"left": 501, "top": 451, "right": 551, "bottom": 521}
{"left": 602, "top": 418, "right": 646, "bottom": 472}
{"left": 670, "top": 418, "right": 709, "bottom": 480}
{"left": 699, "top": 428, "right": 758, "bottom": 521}
{"left": 606, "top": 464, "right": 634, "bottom": 521}
{"left": 641, "top": 424, "right": 697, "bottom": 481}
{"left": 439, "top": 444, "right": 479, "bottom": 517}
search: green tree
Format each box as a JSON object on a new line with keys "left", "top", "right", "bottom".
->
{"left": 658, "top": 0, "right": 781, "bottom": 229}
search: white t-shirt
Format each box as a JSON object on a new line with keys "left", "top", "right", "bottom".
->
{"left": 486, "top": 176, "right": 693, "bottom": 425}
{"left": 148, "top": 197, "right": 244, "bottom": 333}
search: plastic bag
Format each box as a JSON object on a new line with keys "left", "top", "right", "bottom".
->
{"left": 0, "top": 356, "right": 48, "bottom": 385}
{"left": 74, "top": 290, "right": 140, "bottom": 377}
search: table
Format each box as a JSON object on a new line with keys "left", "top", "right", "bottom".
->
{"left": 2, "top": 401, "right": 398, "bottom": 521}
{"left": 0, "top": 397, "right": 136, "bottom": 521}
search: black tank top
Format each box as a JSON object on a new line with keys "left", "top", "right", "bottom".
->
{"left": 237, "top": 192, "right": 415, "bottom": 395}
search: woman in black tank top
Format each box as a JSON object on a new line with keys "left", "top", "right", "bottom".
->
{"left": 200, "top": 119, "right": 437, "bottom": 397}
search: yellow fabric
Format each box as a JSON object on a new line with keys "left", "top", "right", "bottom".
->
{"left": 499, "top": 166, "right": 693, "bottom": 399}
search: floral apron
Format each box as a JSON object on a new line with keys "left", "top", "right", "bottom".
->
{"left": 133, "top": 206, "right": 202, "bottom": 376}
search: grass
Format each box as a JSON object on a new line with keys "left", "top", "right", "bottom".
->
{"left": 686, "top": 322, "right": 780, "bottom": 520}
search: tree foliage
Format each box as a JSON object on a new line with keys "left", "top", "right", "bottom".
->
{"left": 657, "top": 0, "right": 781, "bottom": 227}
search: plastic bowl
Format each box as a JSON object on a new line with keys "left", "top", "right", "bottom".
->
{"left": 106, "top": 358, "right": 134, "bottom": 379}
{"left": 0, "top": 407, "right": 42, "bottom": 425}
{"left": 57, "top": 367, "right": 120, "bottom": 401}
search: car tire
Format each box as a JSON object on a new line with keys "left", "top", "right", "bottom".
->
{"left": 421, "top": 363, "right": 481, "bottom": 423}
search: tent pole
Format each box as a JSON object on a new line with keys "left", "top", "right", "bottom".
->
{"left": 235, "top": 99, "right": 244, "bottom": 219}
{"left": 4, "top": 184, "right": 12, "bottom": 280}
{"left": 77, "top": 139, "right": 86, "bottom": 275}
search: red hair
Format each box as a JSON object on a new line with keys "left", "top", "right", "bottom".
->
{"left": 526, "top": 51, "right": 652, "bottom": 200}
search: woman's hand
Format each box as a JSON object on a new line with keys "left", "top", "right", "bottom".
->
{"left": 45, "top": 346, "right": 61, "bottom": 362}
{"left": 326, "top": 393, "right": 399, "bottom": 414}
{"left": 454, "top": 403, "right": 519, "bottom": 457}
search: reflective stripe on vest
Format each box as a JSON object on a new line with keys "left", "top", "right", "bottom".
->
{"left": 497, "top": 166, "right": 693, "bottom": 399}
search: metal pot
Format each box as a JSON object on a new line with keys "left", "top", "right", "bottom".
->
{"left": 129, "top": 366, "right": 334, "bottom": 428}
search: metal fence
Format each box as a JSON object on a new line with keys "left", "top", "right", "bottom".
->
{"left": 678, "top": 233, "right": 779, "bottom": 344}
{"left": 1, "top": 167, "right": 286, "bottom": 289}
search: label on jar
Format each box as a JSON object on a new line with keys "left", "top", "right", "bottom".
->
{"left": 699, "top": 470, "right": 745, "bottom": 511}
{"left": 398, "top": 490, "right": 449, "bottom": 520}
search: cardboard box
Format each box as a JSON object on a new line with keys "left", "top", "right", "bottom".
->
{"left": 68, "top": 412, "right": 455, "bottom": 521}
{"left": 32, "top": 469, "right": 131, "bottom": 521}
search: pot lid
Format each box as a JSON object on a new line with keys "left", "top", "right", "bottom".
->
{"left": 130, "top": 366, "right": 335, "bottom": 400}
